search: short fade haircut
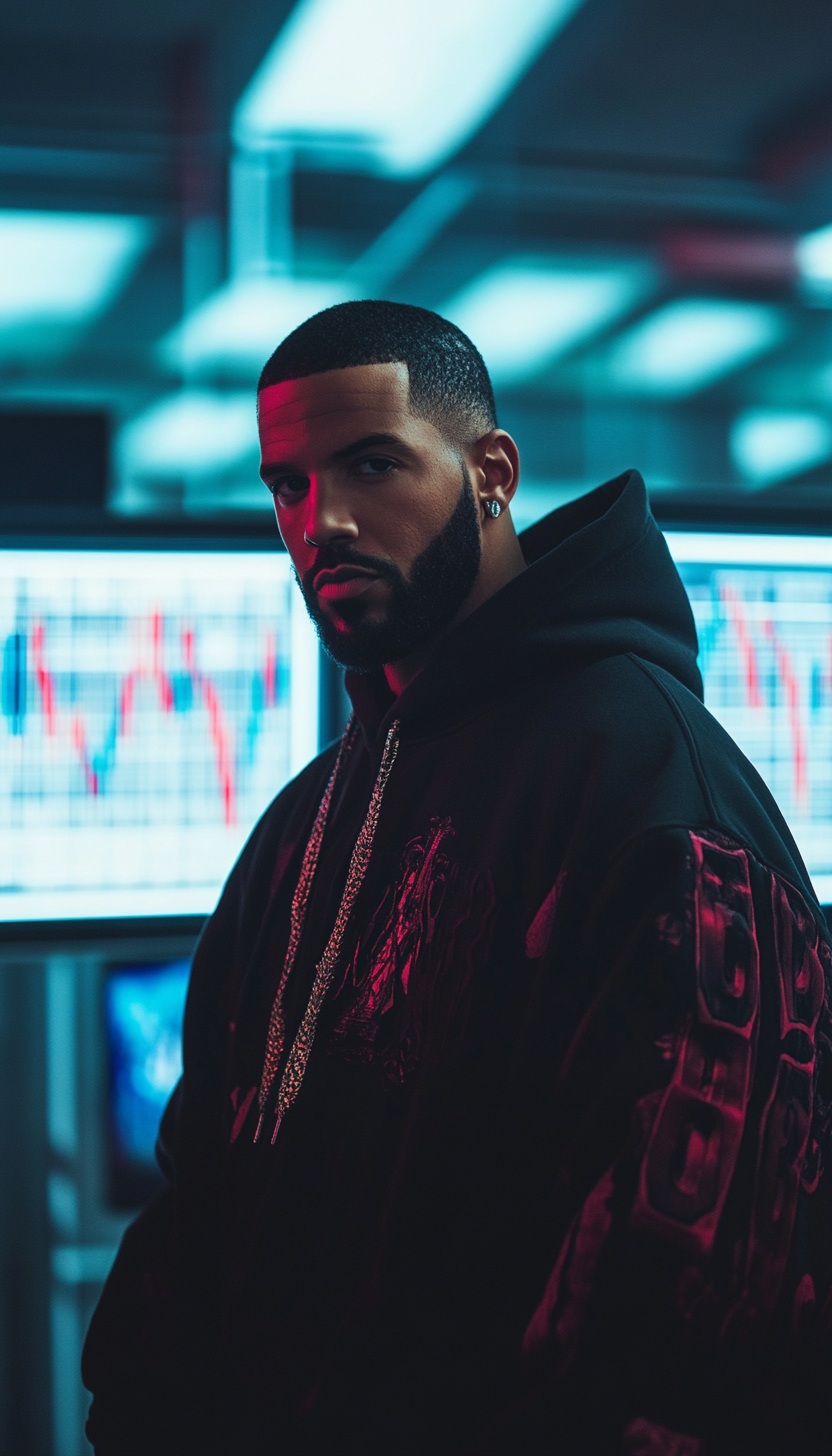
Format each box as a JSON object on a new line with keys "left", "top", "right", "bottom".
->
{"left": 257, "top": 299, "right": 497, "bottom": 446}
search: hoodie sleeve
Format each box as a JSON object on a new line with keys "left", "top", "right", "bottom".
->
{"left": 491, "top": 826, "right": 832, "bottom": 1456}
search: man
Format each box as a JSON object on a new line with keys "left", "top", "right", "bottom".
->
{"left": 84, "top": 301, "right": 832, "bottom": 1455}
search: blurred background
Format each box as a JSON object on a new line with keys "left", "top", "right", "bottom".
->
{"left": 3, "top": 0, "right": 832, "bottom": 1450}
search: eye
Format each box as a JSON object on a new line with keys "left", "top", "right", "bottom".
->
{"left": 267, "top": 474, "right": 308, "bottom": 503}
{"left": 354, "top": 456, "right": 397, "bottom": 477}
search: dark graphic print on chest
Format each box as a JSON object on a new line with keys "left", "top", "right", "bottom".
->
{"left": 328, "top": 817, "right": 496, "bottom": 1084}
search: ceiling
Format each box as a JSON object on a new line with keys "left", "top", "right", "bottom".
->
{"left": 2, "top": 0, "right": 832, "bottom": 523}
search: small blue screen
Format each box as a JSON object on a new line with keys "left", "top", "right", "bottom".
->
{"left": 105, "top": 960, "right": 190, "bottom": 1167}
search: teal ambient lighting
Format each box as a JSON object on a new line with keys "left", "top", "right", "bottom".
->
{"left": 159, "top": 275, "right": 353, "bottom": 378}
{"left": 119, "top": 392, "right": 259, "bottom": 479}
{"left": 0, "top": 211, "right": 151, "bottom": 354}
{"left": 608, "top": 299, "right": 786, "bottom": 396}
{"left": 796, "top": 222, "right": 832, "bottom": 296}
{"left": 729, "top": 409, "right": 832, "bottom": 486}
{"left": 443, "top": 259, "right": 652, "bottom": 384}
{"left": 234, "top": 0, "right": 585, "bottom": 176}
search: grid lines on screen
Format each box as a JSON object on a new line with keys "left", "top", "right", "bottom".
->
{"left": 667, "top": 534, "right": 832, "bottom": 902}
{"left": 0, "top": 550, "right": 318, "bottom": 920}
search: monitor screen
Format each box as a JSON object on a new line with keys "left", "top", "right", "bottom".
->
{"left": 104, "top": 958, "right": 190, "bottom": 1208}
{"left": 666, "top": 532, "right": 832, "bottom": 905}
{"left": 3, "top": 534, "right": 831, "bottom": 919}
{"left": 0, "top": 548, "right": 319, "bottom": 920}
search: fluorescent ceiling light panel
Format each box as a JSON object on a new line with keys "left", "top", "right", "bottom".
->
{"left": 796, "top": 222, "right": 832, "bottom": 290}
{"left": 608, "top": 299, "right": 786, "bottom": 396}
{"left": 119, "top": 392, "right": 259, "bottom": 479}
{"left": 160, "top": 275, "right": 352, "bottom": 377}
{"left": 0, "top": 211, "right": 151, "bottom": 327}
{"left": 729, "top": 410, "right": 832, "bottom": 486}
{"left": 443, "top": 260, "right": 651, "bottom": 384}
{"left": 235, "top": 0, "right": 585, "bottom": 176}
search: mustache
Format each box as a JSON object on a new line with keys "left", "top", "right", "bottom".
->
{"left": 301, "top": 544, "right": 402, "bottom": 596}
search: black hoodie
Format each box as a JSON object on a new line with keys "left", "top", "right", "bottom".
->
{"left": 84, "top": 470, "right": 832, "bottom": 1456}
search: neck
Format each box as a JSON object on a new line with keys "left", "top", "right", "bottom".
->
{"left": 383, "top": 525, "right": 527, "bottom": 696}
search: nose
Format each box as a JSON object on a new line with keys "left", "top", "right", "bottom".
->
{"left": 303, "top": 476, "right": 358, "bottom": 550}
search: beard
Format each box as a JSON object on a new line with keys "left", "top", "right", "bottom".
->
{"left": 298, "top": 467, "right": 482, "bottom": 673}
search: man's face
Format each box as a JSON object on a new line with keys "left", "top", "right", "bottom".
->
{"left": 258, "top": 361, "right": 482, "bottom": 671}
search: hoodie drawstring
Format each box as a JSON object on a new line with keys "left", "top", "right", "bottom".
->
{"left": 254, "top": 714, "right": 401, "bottom": 1143}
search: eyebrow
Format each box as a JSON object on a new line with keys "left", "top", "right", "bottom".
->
{"left": 260, "top": 432, "right": 412, "bottom": 480}
{"left": 330, "top": 432, "right": 411, "bottom": 462}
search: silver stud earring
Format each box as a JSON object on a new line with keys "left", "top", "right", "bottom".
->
{"left": 486, "top": 501, "right": 501, "bottom": 518}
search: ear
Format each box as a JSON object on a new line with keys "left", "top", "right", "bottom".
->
{"left": 468, "top": 430, "right": 520, "bottom": 517}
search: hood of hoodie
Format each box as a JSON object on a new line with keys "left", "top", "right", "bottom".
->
{"left": 346, "top": 469, "right": 702, "bottom": 744}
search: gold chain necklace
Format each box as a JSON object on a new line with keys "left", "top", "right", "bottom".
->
{"left": 254, "top": 714, "right": 401, "bottom": 1143}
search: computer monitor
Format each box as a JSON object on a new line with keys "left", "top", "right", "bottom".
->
{"left": 0, "top": 547, "right": 319, "bottom": 921}
{"left": 104, "top": 958, "right": 190, "bottom": 1208}
{"left": 665, "top": 530, "right": 832, "bottom": 905}
{"left": 3, "top": 531, "right": 829, "bottom": 919}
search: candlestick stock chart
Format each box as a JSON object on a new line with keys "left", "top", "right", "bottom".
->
{"left": 0, "top": 550, "right": 318, "bottom": 920}
{"left": 3, "top": 536, "right": 832, "bottom": 920}
{"left": 669, "top": 533, "right": 832, "bottom": 902}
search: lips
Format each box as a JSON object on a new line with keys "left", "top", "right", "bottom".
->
{"left": 313, "top": 566, "right": 380, "bottom": 601}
